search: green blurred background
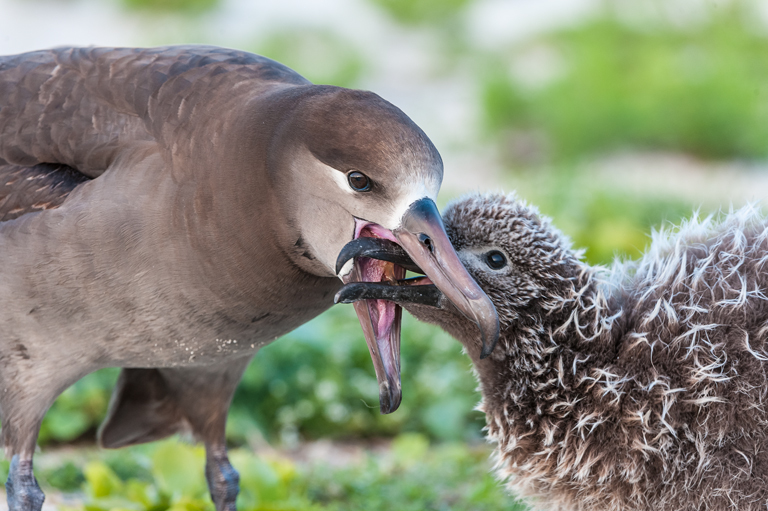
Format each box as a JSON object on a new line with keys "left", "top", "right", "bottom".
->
{"left": 2, "top": 0, "right": 767, "bottom": 509}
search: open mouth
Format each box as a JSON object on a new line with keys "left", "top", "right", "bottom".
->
{"left": 335, "top": 198, "right": 500, "bottom": 415}
{"left": 336, "top": 223, "right": 443, "bottom": 310}
{"left": 340, "top": 222, "right": 415, "bottom": 414}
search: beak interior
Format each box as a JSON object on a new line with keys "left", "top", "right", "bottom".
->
{"left": 338, "top": 199, "right": 501, "bottom": 413}
{"left": 344, "top": 237, "right": 407, "bottom": 414}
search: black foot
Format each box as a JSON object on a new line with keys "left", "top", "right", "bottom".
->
{"left": 205, "top": 456, "right": 239, "bottom": 511}
{"left": 5, "top": 455, "right": 44, "bottom": 511}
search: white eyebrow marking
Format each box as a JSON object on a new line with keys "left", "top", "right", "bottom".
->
{"left": 385, "top": 182, "right": 439, "bottom": 230}
{"left": 328, "top": 165, "right": 355, "bottom": 195}
{"left": 323, "top": 156, "right": 441, "bottom": 230}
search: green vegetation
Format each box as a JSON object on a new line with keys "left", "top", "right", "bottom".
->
{"left": 39, "top": 370, "right": 117, "bottom": 445}
{"left": 121, "top": 0, "right": 219, "bottom": 14}
{"left": 14, "top": 437, "right": 522, "bottom": 511}
{"left": 553, "top": 190, "right": 692, "bottom": 265}
{"left": 254, "top": 31, "right": 366, "bottom": 88}
{"left": 507, "top": 169, "right": 695, "bottom": 265}
{"left": 480, "top": 0, "right": 768, "bottom": 163}
{"left": 369, "top": 0, "right": 472, "bottom": 26}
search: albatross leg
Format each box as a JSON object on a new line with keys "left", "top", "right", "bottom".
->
{"left": 0, "top": 357, "right": 86, "bottom": 511}
{"left": 5, "top": 456, "right": 44, "bottom": 511}
{"left": 99, "top": 357, "right": 253, "bottom": 511}
{"left": 158, "top": 360, "right": 252, "bottom": 511}
{"left": 205, "top": 442, "right": 240, "bottom": 511}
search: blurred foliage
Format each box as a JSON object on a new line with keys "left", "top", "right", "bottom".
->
{"left": 44, "top": 461, "right": 86, "bottom": 492}
{"left": 39, "top": 369, "right": 117, "bottom": 445}
{"left": 370, "top": 0, "right": 472, "bottom": 26}
{"left": 229, "top": 308, "right": 482, "bottom": 445}
{"left": 121, "top": 0, "right": 219, "bottom": 14}
{"left": 481, "top": 0, "right": 768, "bottom": 163}
{"left": 511, "top": 169, "right": 695, "bottom": 265}
{"left": 253, "top": 31, "right": 366, "bottom": 88}
{"left": 564, "top": 191, "right": 691, "bottom": 265}
{"left": 306, "top": 434, "right": 525, "bottom": 511}
{"left": 31, "top": 437, "right": 520, "bottom": 511}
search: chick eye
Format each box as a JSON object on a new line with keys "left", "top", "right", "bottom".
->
{"left": 348, "top": 171, "right": 371, "bottom": 192}
{"left": 485, "top": 250, "right": 507, "bottom": 270}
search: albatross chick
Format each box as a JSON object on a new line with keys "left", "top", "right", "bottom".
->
{"left": 339, "top": 193, "right": 768, "bottom": 511}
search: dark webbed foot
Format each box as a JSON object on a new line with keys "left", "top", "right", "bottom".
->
{"left": 5, "top": 456, "right": 44, "bottom": 511}
{"left": 205, "top": 453, "right": 239, "bottom": 511}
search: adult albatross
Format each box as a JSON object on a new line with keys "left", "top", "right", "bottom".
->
{"left": 0, "top": 46, "right": 498, "bottom": 511}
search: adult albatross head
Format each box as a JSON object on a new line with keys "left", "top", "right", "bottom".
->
{"left": 263, "top": 85, "right": 499, "bottom": 413}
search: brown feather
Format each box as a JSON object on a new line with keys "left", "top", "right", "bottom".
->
{"left": 0, "top": 46, "right": 308, "bottom": 175}
{"left": 0, "top": 45, "right": 445, "bottom": 511}
{"left": 0, "top": 163, "right": 89, "bottom": 221}
{"left": 410, "top": 193, "right": 768, "bottom": 511}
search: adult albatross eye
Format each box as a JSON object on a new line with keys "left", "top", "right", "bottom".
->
{"left": 347, "top": 171, "right": 371, "bottom": 192}
{"left": 485, "top": 250, "right": 507, "bottom": 270}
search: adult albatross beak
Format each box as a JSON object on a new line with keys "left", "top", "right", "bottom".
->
{"left": 335, "top": 198, "right": 499, "bottom": 414}
{"left": 393, "top": 198, "right": 499, "bottom": 355}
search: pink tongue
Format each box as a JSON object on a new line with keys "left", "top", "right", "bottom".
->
{"left": 359, "top": 256, "right": 396, "bottom": 342}
{"left": 364, "top": 285, "right": 398, "bottom": 381}
{"left": 375, "top": 300, "right": 395, "bottom": 336}
{"left": 353, "top": 223, "right": 404, "bottom": 375}
{"left": 371, "top": 298, "right": 396, "bottom": 358}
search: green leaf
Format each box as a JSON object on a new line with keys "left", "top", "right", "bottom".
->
{"left": 391, "top": 433, "right": 430, "bottom": 468}
{"left": 150, "top": 441, "right": 207, "bottom": 499}
{"left": 84, "top": 461, "right": 124, "bottom": 498}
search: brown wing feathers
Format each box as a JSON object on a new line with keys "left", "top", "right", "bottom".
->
{"left": 0, "top": 162, "right": 90, "bottom": 221}
{"left": 0, "top": 46, "right": 309, "bottom": 223}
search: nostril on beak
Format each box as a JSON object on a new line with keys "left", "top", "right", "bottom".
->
{"left": 418, "top": 233, "right": 434, "bottom": 253}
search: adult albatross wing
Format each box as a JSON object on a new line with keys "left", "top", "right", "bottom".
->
{"left": 0, "top": 46, "right": 307, "bottom": 175}
{"left": 0, "top": 46, "right": 312, "bottom": 511}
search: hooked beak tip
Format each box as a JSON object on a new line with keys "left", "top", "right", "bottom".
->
{"left": 479, "top": 340, "right": 495, "bottom": 359}
{"left": 379, "top": 385, "right": 401, "bottom": 414}
{"left": 478, "top": 316, "right": 500, "bottom": 359}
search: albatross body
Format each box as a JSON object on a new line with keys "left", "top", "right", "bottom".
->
{"left": 0, "top": 46, "right": 498, "bottom": 511}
